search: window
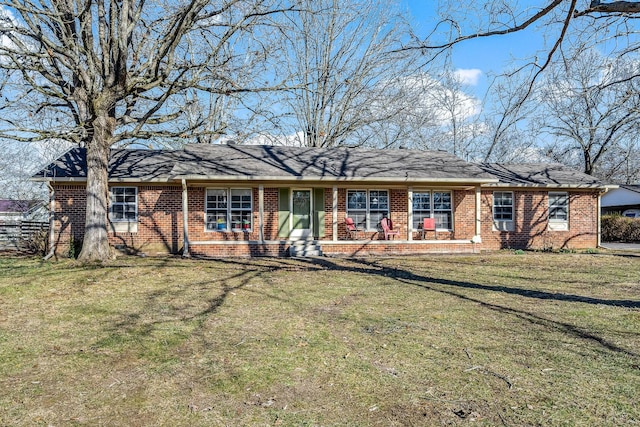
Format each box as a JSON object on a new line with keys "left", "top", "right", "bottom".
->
{"left": 412, "top": 190, "right": 453, "bottom": 230}
{"left": 412, "top": 192, "right": 431, "bottom": 230}
{"left": 347, "top": 189, "right": 389, "bottom": 229}
{"left": 433, "top": 192, "right": 452, "bottom": 230}
{"left": 493, "top": 192, "right": 513, "bottom": 221}
{"left": 206, "top": 188, "right": 252, "bottom": 231}
{"left": 549, "top": 192, "right": 568, "bottom": 226}
{"left": 110, "top": 187, "right": 137, "bottom": 222}
{"left": 368, "top": 190, "right": 389, "bottom": 229}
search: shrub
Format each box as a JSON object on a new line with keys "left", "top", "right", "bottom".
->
{"left": 601, "top": 214, "right": 640, "bottom": 242}
{"left": 20, "top": 228, "right": 49, "bottom": 255}
{"left": 628, "top": 219, "right": 640, "bottom": 242}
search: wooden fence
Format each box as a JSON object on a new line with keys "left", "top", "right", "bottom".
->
{"left": 0, "top": 220, "right": 49, "bottom": 251}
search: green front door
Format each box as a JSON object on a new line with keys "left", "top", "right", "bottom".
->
{"left": 291, "top": 189, "right": 312, "bottom": 238}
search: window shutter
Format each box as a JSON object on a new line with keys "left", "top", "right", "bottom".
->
{"left": 314, "top": 188, "right": 325, "bottom": 238}
{"left": 278, "top": 188, "right": 290, "bottom": 238}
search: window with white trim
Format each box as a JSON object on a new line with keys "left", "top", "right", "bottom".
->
{"left": 110, "top": 187, "right": 138, "bottom": 222}
{"left": 493, "top": 191, "right": 513, "bottom": 221}
{"left": 412, "top": 191, "right": 431, "bottom": 230}
{"left": 549, "top": 192, "right": 568, "bottom": 227}
{"left": 206, "top": 188, "right": 252, "bottom": 231}
{"left": 347, "top": 189, "right": 389, "bottom": 229}
{"left": 412, "top": 190, "right": 453, "bottom": 230}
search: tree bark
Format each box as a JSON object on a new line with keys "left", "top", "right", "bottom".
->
{"left": 77, "top": 112, "right": 115, "bottom": 262}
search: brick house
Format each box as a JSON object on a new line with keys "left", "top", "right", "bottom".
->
{"left": 33, "top": 144, "right": 607, "bottom": 257}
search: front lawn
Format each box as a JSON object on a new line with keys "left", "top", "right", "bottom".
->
{"left": 0, "top": 252, "right": 638, "bottom": 426}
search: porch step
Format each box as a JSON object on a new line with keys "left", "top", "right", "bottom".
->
{"left": 289, "top": 240, "right": 323, "bottom": 257}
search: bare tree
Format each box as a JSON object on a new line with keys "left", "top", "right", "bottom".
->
{"left": 256, "top": 0, "right": 421, "bottom": 147}
{"left": 538, "top": 45, "right": 640, "bottom": 180}
{"left": 0, "top": 0, "right": 296, "bottom": 261}
{"left": 478, "top": 68, "right": 542, "bottom": 163}
{"left": 406, "top": 1, "right": 640, "bottom": 96}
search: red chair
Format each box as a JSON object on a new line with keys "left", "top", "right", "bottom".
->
{"left": 380, "top": 217, "right": 399, "bottom": 240}
{"left": 345, "top": 217, "right": 363, "bottom": 240}
{"left": 421, "top": 217, "right": 437, "bottom": 240}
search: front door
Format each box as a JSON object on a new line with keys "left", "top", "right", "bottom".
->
{"left": 291, "top": 189, "right": 312, "bottom": 238}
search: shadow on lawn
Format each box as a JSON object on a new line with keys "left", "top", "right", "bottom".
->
{"left": 91, "top": 258, "right": 296, "bottom": 349}
{"left": 86, "top": 255, "right": 638, "bottom": 360}
{"left": 294, "top": 257, "right": 640, "bottom": 359}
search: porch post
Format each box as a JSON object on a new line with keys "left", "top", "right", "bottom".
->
{"left": 181, "top": 179, "right": 190, "bottom": 257}
{"left": 475, "top": 186, "right": 482, "bottom": 237}
{"left": 259, "top": 185, "right": 265, "bottom": 242}
{"left": 407, "top": 187, "right": 413, "bottom": 241}
{"left": 332, "top": 186, "right": 338, "bottom": 241}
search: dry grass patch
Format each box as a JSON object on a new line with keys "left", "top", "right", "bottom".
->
{"left": 0, "top": 252, "right": 639, "bottom": 426}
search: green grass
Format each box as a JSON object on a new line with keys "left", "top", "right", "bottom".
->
{"left": 0, "top": 252, "right": 639, "bottom": 426}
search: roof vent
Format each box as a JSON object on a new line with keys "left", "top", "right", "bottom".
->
{"left": 226, "top": 140, "right": 237, "bottom": 146}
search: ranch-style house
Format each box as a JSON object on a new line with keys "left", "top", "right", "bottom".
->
{"left": 33, "top": 143, "right": 607, "bottom": 257}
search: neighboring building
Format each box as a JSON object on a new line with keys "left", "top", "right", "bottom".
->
{"left": 601, "top": 185, "right": 640, "bottom": 217}
{"left": 33, "top": 144, "right": 607, "bottom": 257}
{"left": 0, "top": 199, "right": 48, "bottom": 223}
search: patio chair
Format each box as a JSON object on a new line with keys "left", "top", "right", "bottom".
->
{"left": 380, "top": 217, "right": 399, "bottom": 240}
{"left": 345, "top": 217, "right": 363, "bottom": 240}
{"left": 421, "top": 217, "right": 437, "bottom": 240}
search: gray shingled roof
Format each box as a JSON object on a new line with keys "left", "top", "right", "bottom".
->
{"left": 32, "top": 148, "right": 182, "bottom": 181}
{"left": 33, "top": 144, "right": 606, "bottom": 188}
{"left": 479, "top": 163, "right": 604, "bottom": 188}
{"left": 172, "top": 144, "right": 494, "bottom": 183}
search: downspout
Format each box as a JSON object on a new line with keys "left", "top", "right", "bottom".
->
{"left": 43, "top": 182, "right": 56, "bottom": 260}
{"left": 181, "top": 179, "right": 190, "bottom": 257}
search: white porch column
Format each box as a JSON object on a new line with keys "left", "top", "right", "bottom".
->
{"left": 475, "top": 186, "right": 482, "bottom": 237}
{"left": 332, "top": 186, "right": 338, "bottom": 241}
{"left": 407, "top": 187, "right": 413, "bottom": 241}
{"left": 181, "top": 179, "right": 190, "bottom": 257}
{"left": 259, "top": 185, "right": 265, "bottom": 242}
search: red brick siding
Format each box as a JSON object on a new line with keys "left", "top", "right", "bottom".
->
{"left": 52, "top": 184, "right": 599, "bottom": 257}
{"left": 453, "top": 190, "right": 476, "bottom": 240}
{"left": 264, "top": 188, "right": 279, "bottom": 240}
{"left": 321, "top": 242, "right": 478, "bottom": 256}
{"left": 481, "top": 190, "right": 599, "bottom": 250}
{"left": 52, "top": 185, "right": 87, "bottom": 255}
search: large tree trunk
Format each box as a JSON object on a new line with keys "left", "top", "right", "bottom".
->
{"left": 77, "top": 113, "right": 115, "bottom": 262}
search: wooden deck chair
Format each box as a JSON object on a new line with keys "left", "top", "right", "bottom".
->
{"left": 380, "top": 217, "right": 399, "bottom": 240}
{"left": 421, "top": 217, "right": 437, "bottom": 240}
{"left": 345, "top": 217, "right": 363, "bottom": 240}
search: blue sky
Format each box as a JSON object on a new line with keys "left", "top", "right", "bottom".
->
{"left": 403, "top": 1, "right": 547, "bottom": 94}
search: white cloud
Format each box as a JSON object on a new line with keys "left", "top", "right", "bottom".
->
{"left": 454, "top": 69, "right": 482, "bottom": 86}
